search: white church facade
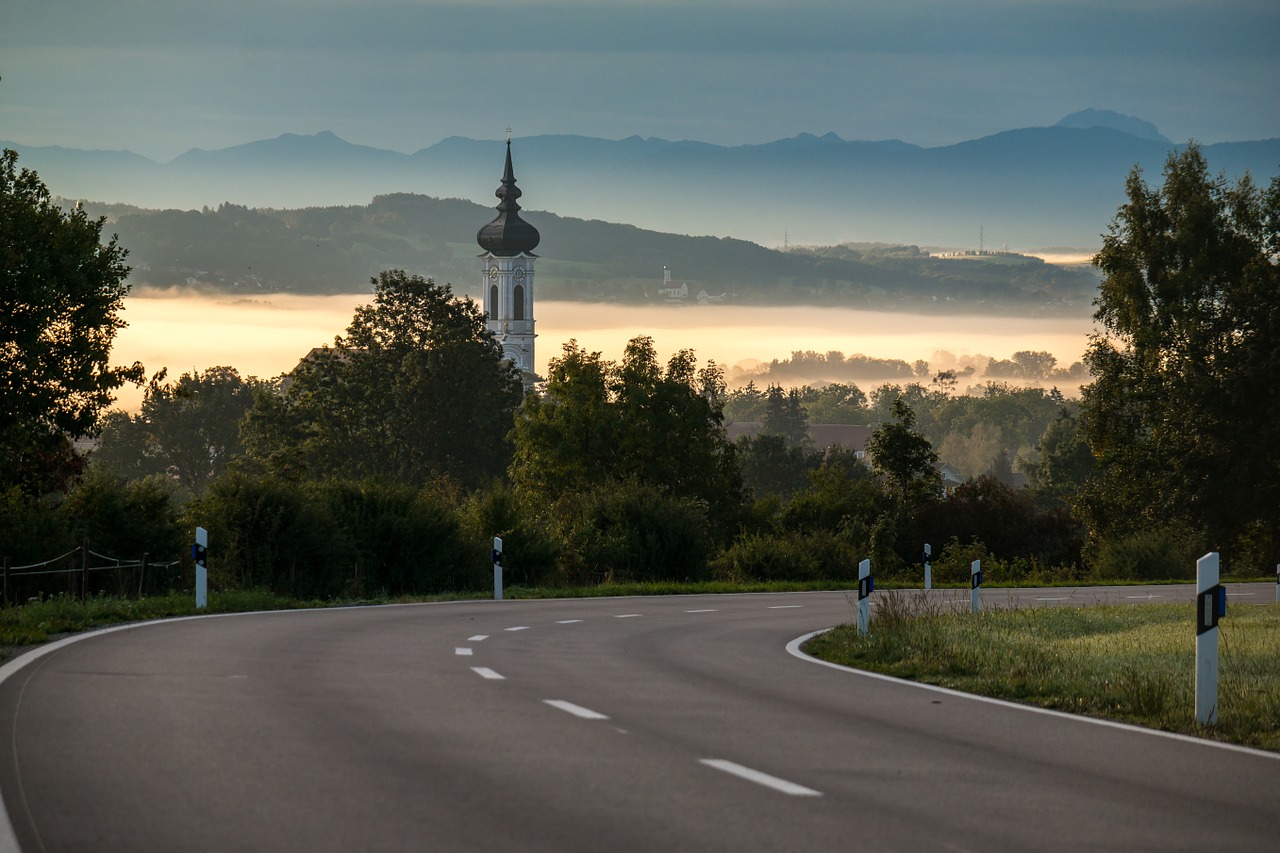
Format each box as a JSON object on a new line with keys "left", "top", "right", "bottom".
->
{"left": 477, "top": 139, "right": 539, "bottom": 375}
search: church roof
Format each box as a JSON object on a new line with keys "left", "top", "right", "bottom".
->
{"left": 476, "top": 140, "right": 540, "bottom": 257}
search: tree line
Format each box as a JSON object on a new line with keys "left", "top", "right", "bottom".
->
{"left": 3, "top": 144, "right": 1277, "bottom": 600}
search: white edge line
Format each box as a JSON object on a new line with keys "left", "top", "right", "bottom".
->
{"left": 768, "top": 605, "right": 803, "bottom": 609}
{"left": 699, "top": 759, "right": 821, "bottom": 796}
{"left": 685, "top": 609, "right": 718, "bottom": 613}
{"left": 785, "top": 630, "right": 1280, "bottom": 762}
{"left": 543, "top": 700, "right": 609, "bottom": 720}
{"left": 471, "top": 667, "right": 505, "bottom": 680}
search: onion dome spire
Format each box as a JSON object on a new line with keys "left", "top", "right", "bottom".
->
{"left": 476, "top": 138, "right": 540, "bottom": 256}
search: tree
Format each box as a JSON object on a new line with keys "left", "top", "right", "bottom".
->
{"left": 866, "top": 398, "right": 940, "bottom": 505}
{"left": 510, "top": 337, "right": 743, "bottom": 521}
{"left": 1, "top": 149, "right": 143, "bottom": 493}
{"left": 762, "top": 385, "right": 811, "bottom": 449}
{"left": 95, "top": 367, "right": 263, "bottom": 494}
{"left": 1081, "top": 144, "right": 1280, "bottom": 561}
{"left": 241, "top": 271, "right": 523, "bottom": 488}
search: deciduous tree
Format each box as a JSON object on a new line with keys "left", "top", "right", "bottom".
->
{"left": 0, "top": 149, "right": 143, "bottom": 493}
{"left": 1081, "top": 144, "right": 1280, "bottom": 562}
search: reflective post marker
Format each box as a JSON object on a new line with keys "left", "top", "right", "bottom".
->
{"left": 193, "top": 527, "right": 208, "bottom": 610}
{"left": 1196, "top": 552, "right": 1225, "bottom": 725}
{"left": 923, "top": 543, "right": 932, "bottom": 591}
{"left": 492, "top": 536, "right": 504, "bottom": 601}
{"left": 970, "top": 559, "right": 982, "bottom": 613}
{"left": 857, "top": 559, "right": 872, "bottom": 636}
{"left": 1275, "top": 563, "right": 1278, "bottom": 604}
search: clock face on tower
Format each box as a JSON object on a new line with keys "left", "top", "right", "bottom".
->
{"left": 514, "top": 268, "right": 526, "bottom": 281}
{"left": 488, "top": 265, "right": 499, "bottom": 280}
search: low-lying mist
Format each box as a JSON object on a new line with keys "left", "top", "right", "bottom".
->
{"left": 111, "top": 288, "right": 1096, "bottom": 412}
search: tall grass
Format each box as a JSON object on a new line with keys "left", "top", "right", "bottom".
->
{"left": 805, "top": 591, "right": 1280, "bottom": 750}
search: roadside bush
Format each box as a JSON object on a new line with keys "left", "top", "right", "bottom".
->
{"left": 462, "top": 483, "right": 561, "bottom": 588}
{"left": 63, "top": 471, "right": 186, "bottom": 564}
{"left": 1088, "top": 528, "right": 1198, "bottom": 581}
{"left": 554, "top": 481, "right": 710, "bottom": 583}
{"left": 0, "top": 486, "right": 71, "bottom": 565}
{"left": 713, "top": 528, "right": 857, "bottom": 583}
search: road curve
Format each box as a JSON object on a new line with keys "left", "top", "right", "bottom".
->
{"left": 0, "top": 586, "right": 1276, "bottom": 851}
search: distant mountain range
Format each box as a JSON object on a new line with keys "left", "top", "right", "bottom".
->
{"left": 5, "top": 111, "right": 1277, "bottom": 247}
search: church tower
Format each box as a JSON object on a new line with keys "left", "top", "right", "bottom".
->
{"left": 477, "top": 138, "right": 539, "bottom": 375}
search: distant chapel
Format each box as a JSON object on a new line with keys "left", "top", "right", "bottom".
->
{"left": 477, "top": 139, "right": 539, "bottom": 375}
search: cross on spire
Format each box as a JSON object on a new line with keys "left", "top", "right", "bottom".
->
{"left": 506, "top": 126, "right": 512, "bottom": 143}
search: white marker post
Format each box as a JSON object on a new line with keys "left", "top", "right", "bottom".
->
{"left": 1196, "top": 552, "right": 1225, "bottom": 725}
{"left": 1275, "top": 562, "right": 1278, "bottom": 604}
{"left": 970, "top": 559, "right": 982, "bottom": 613}
{"left": 857, "top": 559, "right": 872, "bottom": 636}
{"left": 193, "top": 527, "right": 208, "bottom": 610}
{"left": 492, "top": 536, "right": 504, "bottom": 601}
{"left": 923, "top": 543, "right": 932, "bottom": 591}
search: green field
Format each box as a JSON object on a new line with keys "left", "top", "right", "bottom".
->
{"left": 804, "top": 592, "right": 1280, "bottom": 750}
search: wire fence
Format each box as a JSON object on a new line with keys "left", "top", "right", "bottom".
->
{"left": 2, "top": 543, "right": 183, "bottom": 605}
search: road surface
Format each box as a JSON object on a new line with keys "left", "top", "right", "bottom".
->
{"left": 0, "top": 585, "right": 1276, "bottom": 851}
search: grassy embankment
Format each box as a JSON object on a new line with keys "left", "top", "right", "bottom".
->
{"left": 804, "top": 591, "right": 1280, "bottom": 751}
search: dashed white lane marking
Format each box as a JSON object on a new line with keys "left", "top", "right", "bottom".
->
{"left": 1035, "top": 597, "right": 1069, "bottom": 601}
{"left": 455, "top": 647, "right": 473, "bottom": 656}
{"left": 505, "top": 626, "right": 531, "bottom": 632}
{"left": 1125, "top": 595, "right": 1164, "bottom": 600}
{"left": 471, "top": 667, "right": 505, "bottom": 680}
{"left": 556, "top": 619, "right": 584, "bottom": 624}
{"left": 468, "top": 635, "right": 489, "bottom": 642}
{"left": 699, "top": 759, "right": 821, "bottom": 797}
{"left": 768, "top": 605, "right": 803, "bottom": 609}
{"left": 685, "top": 609, "right": 718, "bottom": 613}
{"left": 543, "top": 700, "right": 610, "bottom": 720}
{"left": 615, "top": 614, "right": 642, "bottom": 618}
{"left": 1226, "top": 593, "right": 1254, "bottom": 597}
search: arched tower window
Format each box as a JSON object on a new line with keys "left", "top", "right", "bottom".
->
{"left": 513, "top": 284, "right": 525, "bottom": 321}
{"left": 489, "top": 284, "right": 499, "bottom": 319}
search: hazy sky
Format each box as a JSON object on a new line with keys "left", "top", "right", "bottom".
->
{"left": 3, "top": 1, "right": 1277, "bottom": 160}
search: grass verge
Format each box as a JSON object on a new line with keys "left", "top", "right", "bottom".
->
{"left": 803, "top": 590, "right": 1280, "bottom": 751}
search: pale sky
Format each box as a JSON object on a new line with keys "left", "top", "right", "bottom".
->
{"left": 3, "top": 0, "right": 1276, "bottom": 160}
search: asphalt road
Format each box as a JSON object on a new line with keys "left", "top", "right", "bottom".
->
{"left": 0, "top": 584, "right": 1276, "bottom": 852}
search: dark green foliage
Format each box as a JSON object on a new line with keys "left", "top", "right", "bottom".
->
{"left": 1081, "top": 144, "right": 1280, "bottom": 562}
{"left": 1089, "top": 528, "right": 1198, "bottom": 582}
{"left": 1026, "top": 409, "right": 1094, "bottom": 502}
{"left": 62, "top": 471, "right": 186, "bottom": 564}
{"left": 714, "top": 529, "right": 855, "bottom": 583}
{"left": 94, "top": 367, "right": 261, "bottom": 494}
{"left": 0, "top": 487, "right": 72, "bottom": 565}
{"left": 461, "top": 483, "right": 562, "bottom": 588}
{"left": 866, "top": 398, "right": 941, "bottom": 505}
{"left": 736, "top": 434, "right": 818, "bottom": 499}
{"left": 553, "top": 481, "right": 711, "bottom": 583}
{"left": 510, "top": 337, "right": 744, "bottom": 532}
{"left": 1, "top": 149, "right": 144, "bottom": 493}
{"left": 762, "top": 386, "right": 811, "bottom": 449}
{"left": 241, "top": 271, "right": 523, "bottom": 489}
{"left": 190, "top": 472, "right": 473, "bottom": 598}
{"left": 913, "top": 476, "right": 1084, "bottom": 573}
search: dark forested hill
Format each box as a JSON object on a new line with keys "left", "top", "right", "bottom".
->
{"left": 80, "top": 194, "right": 1098, "bottom": 313}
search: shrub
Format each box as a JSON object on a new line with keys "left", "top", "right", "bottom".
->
{"left": 1089, "top": 528, "right": 1198, "bottom": 581}
{"left": 554, "top": 481, "right": 711, "bottom": 583}
{"left": 462, "top": 483, "right": 561, "bottom": 588}
{"left": 713, "top": 528, "right": 857, "bottom": 583}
